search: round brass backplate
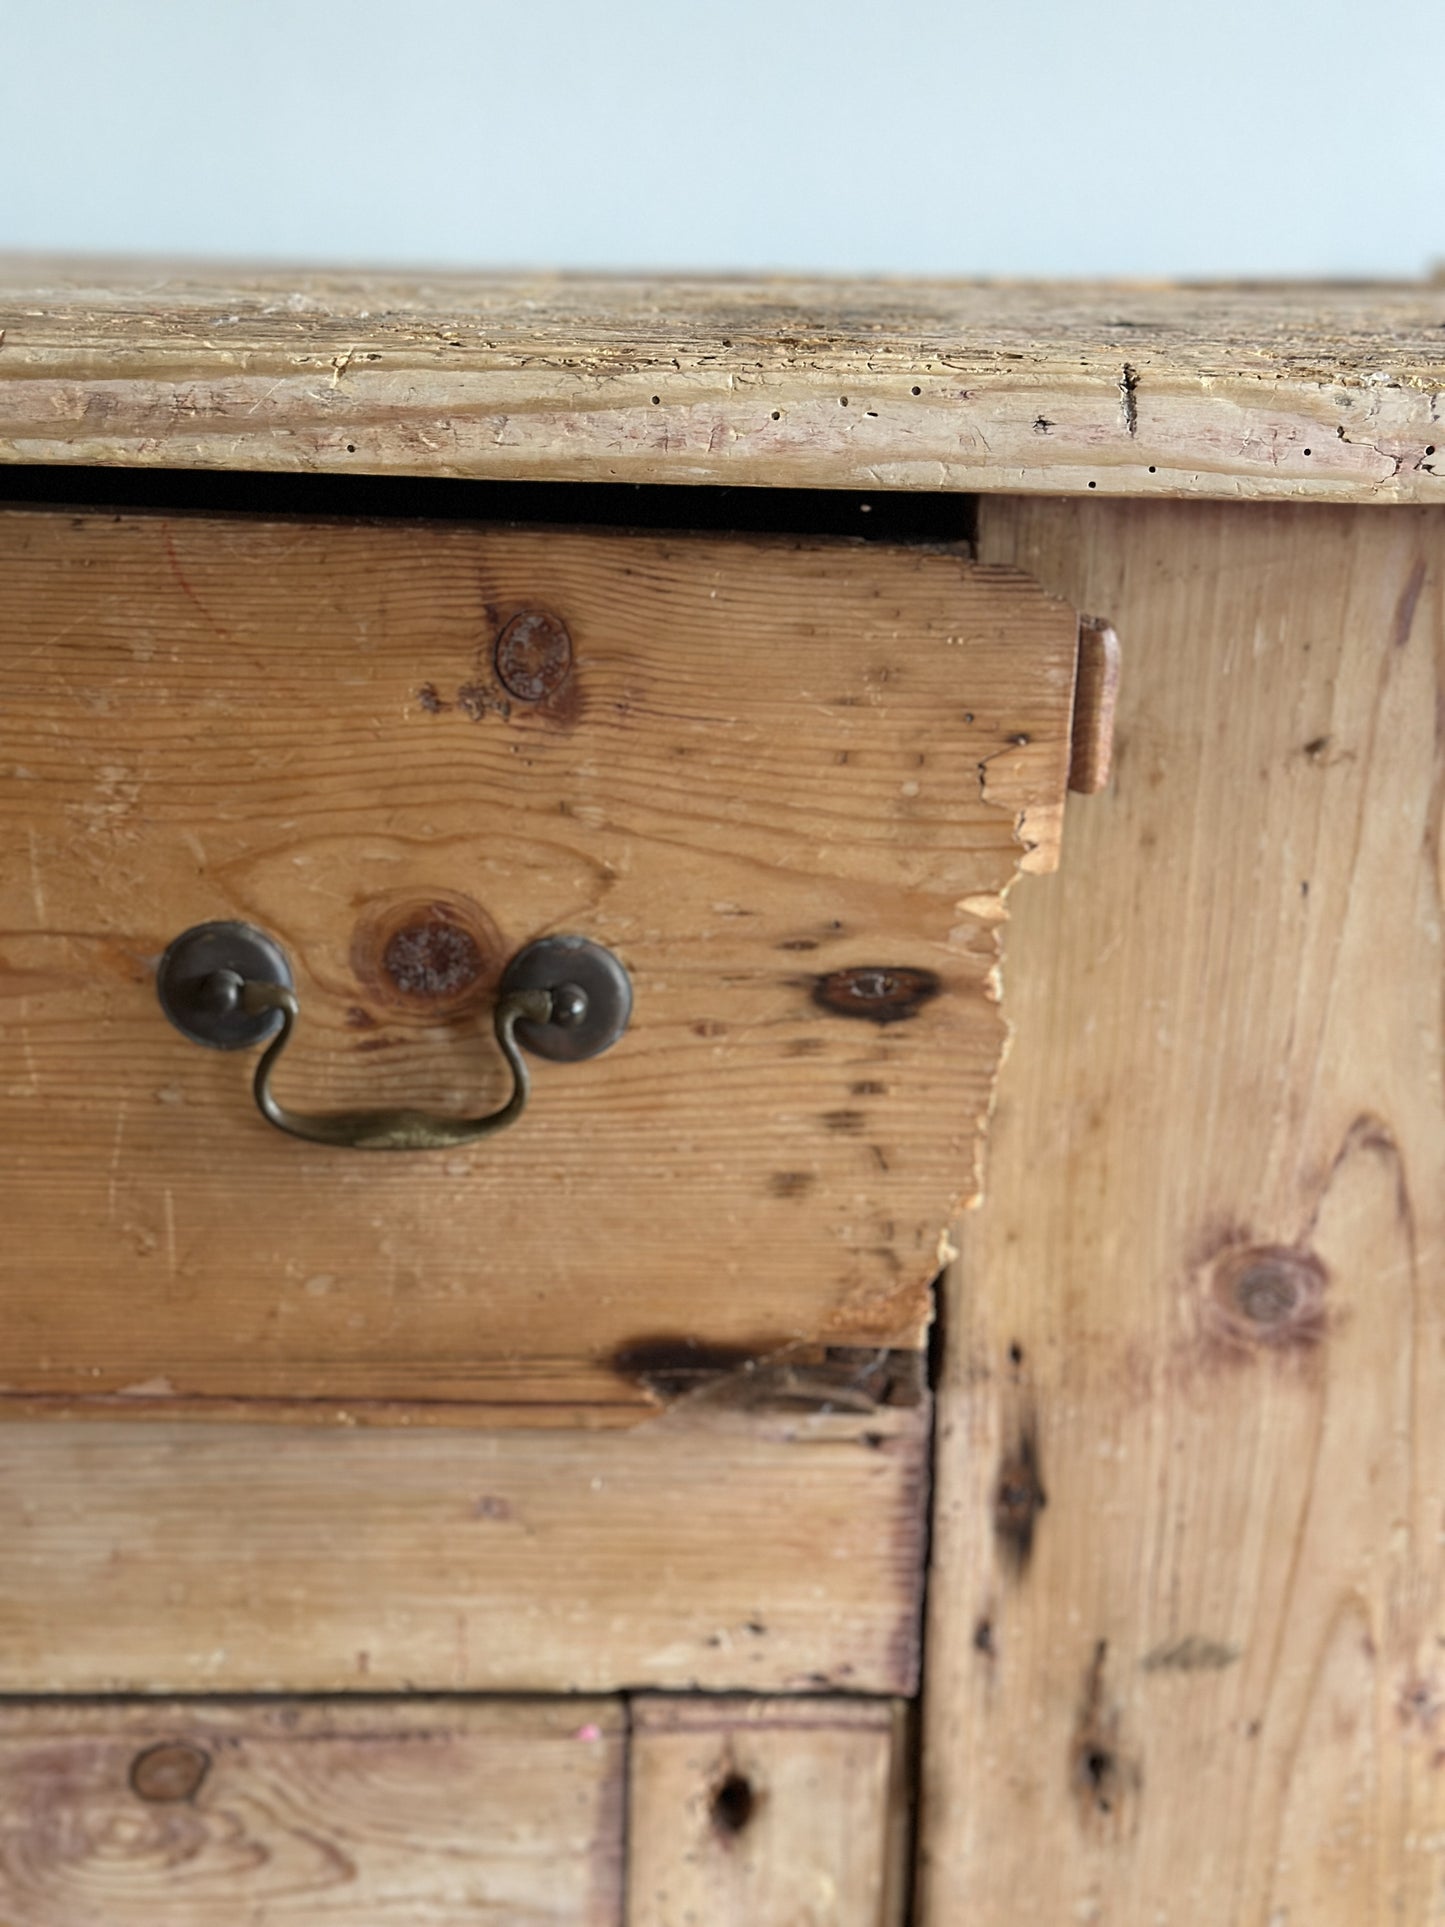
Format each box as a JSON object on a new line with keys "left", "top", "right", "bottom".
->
{"left": 500, "top": 935, "right": 632, "bottom": 1063}
{"left": 156, "top": 920, "right": 295, "bottom": 1050}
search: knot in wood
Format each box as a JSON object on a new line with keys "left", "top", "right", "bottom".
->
{"left": 494, "top": 609, "right": 573, "bottom": 703}
{"left": 130, "top": 1741, "right": 210, "bottom": 1804}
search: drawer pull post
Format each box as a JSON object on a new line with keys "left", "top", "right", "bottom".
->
{"left": 156, "top": 922, "right": 630, "bottom": 1151}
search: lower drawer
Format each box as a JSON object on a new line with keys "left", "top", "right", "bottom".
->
{"left": 0, "top": 1697, "right": 908, "bottom": 1925}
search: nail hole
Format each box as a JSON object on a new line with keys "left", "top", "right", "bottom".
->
{"left": 651, "top": 396, "right": 661, "bottom": 405}
{"left": 1008, "top": 1341, "right": 1024, "bottom": 1366}
{"left": 1148, "top": 465, "right": 1156, "bottom": 473}
{"left": 1088, "top": 480, "right": 1097, "bottom": 488}
{"left": 771, "top": 410, "right": 780, "bottom": 420}
{"left": 839, "top": 396, "right": 849, "bottom": 407}
{"left": 711, "top": 1771, "right": 756, "bottom": 1835}
{"left": 910, "top": 385, "right": 922, "bottom": 396}
{"left": 1427, "top": 445, "right": 1437, "bottom": 456}
{"left": 1083, "top": 1747, "right": 1115, "bottom": 1810}
{"left": 1303, "top": 448, "right": 1312, "bottom": 457}
{"left": 345, "top": 443, "right": 356, "bottom": 453}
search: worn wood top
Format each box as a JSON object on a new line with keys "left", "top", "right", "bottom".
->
{"left": 2, "top": 260, "right": 1442, "bottom": 502}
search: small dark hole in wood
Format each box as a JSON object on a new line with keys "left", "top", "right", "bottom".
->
{"left": 1088, "top": 480, "right": 1097, "bottom": 488}
{"left": 1008, "top": 1342, "right": 1024, "bottom": 1366}
{"left": 711, "top": 1772, "right": 756, "bottom": 1835}
{"left": 1082, "top": 1746, "right": 1114, "bottom": 1810}
{"left": 911, "top": 386, "right": 922, "bottom": 395}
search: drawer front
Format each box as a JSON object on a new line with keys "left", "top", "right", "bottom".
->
{"left": 0, "top": 1700, "right": 625, "bottom": 1925}
{"left": 0, "top": 508, "right": 1077, "bottom": 1422}
{"left": 0, "top": 1696, "right": 909, "bottom": 1926}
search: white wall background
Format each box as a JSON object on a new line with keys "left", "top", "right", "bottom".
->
{"left": 3, "top": 0, "right": 1441, "bottom": 278}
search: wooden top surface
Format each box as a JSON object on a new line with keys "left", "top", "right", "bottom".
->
{"left": 2, "top": 258, "right": 1442, "bottom": 502}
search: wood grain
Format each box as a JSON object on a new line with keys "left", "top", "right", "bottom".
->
{"left": 0, "top": 1699, "right": 624, "bottom": 1924}
{"left": 1, "top": 262, "right": 1442, "bottom": 504}
{"left": 628, "top": 1697, "right": 910, "bottom": 1926}
{"left": 0, "top": 507, "right": 1075, "bottom": 1422}
{"left": 0, "top": 1398, "right": 926, "bottom": 1694}
{"left": 920, "top": 499, "right": 1445, "bottom": 1922}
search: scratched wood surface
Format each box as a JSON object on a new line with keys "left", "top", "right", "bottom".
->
{"left": 628, "top": 1697, "right": 910, "bottom": 1927}
{"left": 0, "top": 507, "right": 1075, "bottom": 1422}
{"left": 0, "top": 1391, "right": 925, "bottom": 1694}
{"left": 1, "top": 263, "right": 1443, "bottom": 504}
{"left": 920, "top": 498, "right": 1445, "bottom": 1922}
{"left": 0, "top": 1699, "right": 625, "bottom": 1925}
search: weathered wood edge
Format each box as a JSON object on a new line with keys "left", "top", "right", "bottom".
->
{"left": 1, "top": 263, "right": 1441, "bottom": 503}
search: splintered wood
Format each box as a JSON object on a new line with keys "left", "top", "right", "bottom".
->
{"left": 921, "top": 499, "right": 1445, "bottom": 1924}
{"left": 0, "top": 510, "right": 1075, "bottom": 1423}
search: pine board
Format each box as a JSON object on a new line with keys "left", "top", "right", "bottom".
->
{"left": 0, "top": 507, "right": 1075, "bottom": 1422}
{"left": 920, "top": 498, "right": 1445, "bottom": 1924}
{"left": 2, "top": 263, "right": 1442, "bottom": 503}
{"left": 628, "top": 1697, "right": 910, "bottom": 1926}
{"left": 0, "top": 1399, "right": 926, "bottom": 1695}
{"left": 0, "top": 1699, "right": 624, "bottom": 1925}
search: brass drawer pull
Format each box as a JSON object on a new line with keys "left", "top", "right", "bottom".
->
{"left": 156, "top": 922, "right": 631, "bottom": 1151}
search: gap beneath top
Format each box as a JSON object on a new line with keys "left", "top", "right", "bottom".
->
{"left": 0, "top": 464, "right": 977, "bottom": 546}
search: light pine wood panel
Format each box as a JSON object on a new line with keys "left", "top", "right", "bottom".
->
{"left": 628, "top": 1697, "right": 910, "bottom": 1926}
{"left": 0, "top": 1699, "right": 624, "bottom": 1925}
{"left": 1, "top": 264, "right": 1442, "bottom": 502}
{"left": 0, "top": 508, "right": 1075, "bottom": 1421}
{"left": 0, "top": 1398, "right": 925, "bottom": 1694}
{"left": 920, "top": 499, "right": 1445, "bottom": 1922}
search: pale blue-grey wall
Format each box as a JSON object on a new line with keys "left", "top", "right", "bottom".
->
{"left": 3, "top": 0, "right": 1441, "bottom": 276}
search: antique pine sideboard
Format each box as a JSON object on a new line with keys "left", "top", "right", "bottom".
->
{"left": 0, "top": 265, "right": 1442, "bottom": 1924}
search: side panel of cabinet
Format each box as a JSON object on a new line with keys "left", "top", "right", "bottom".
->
{"left": 921, "top": 500, "right": 1445, "bottom": 1923}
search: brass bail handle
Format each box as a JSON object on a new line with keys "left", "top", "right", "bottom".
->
{"left": 156, "top": 922, "right": 632, "bottom": 1151}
